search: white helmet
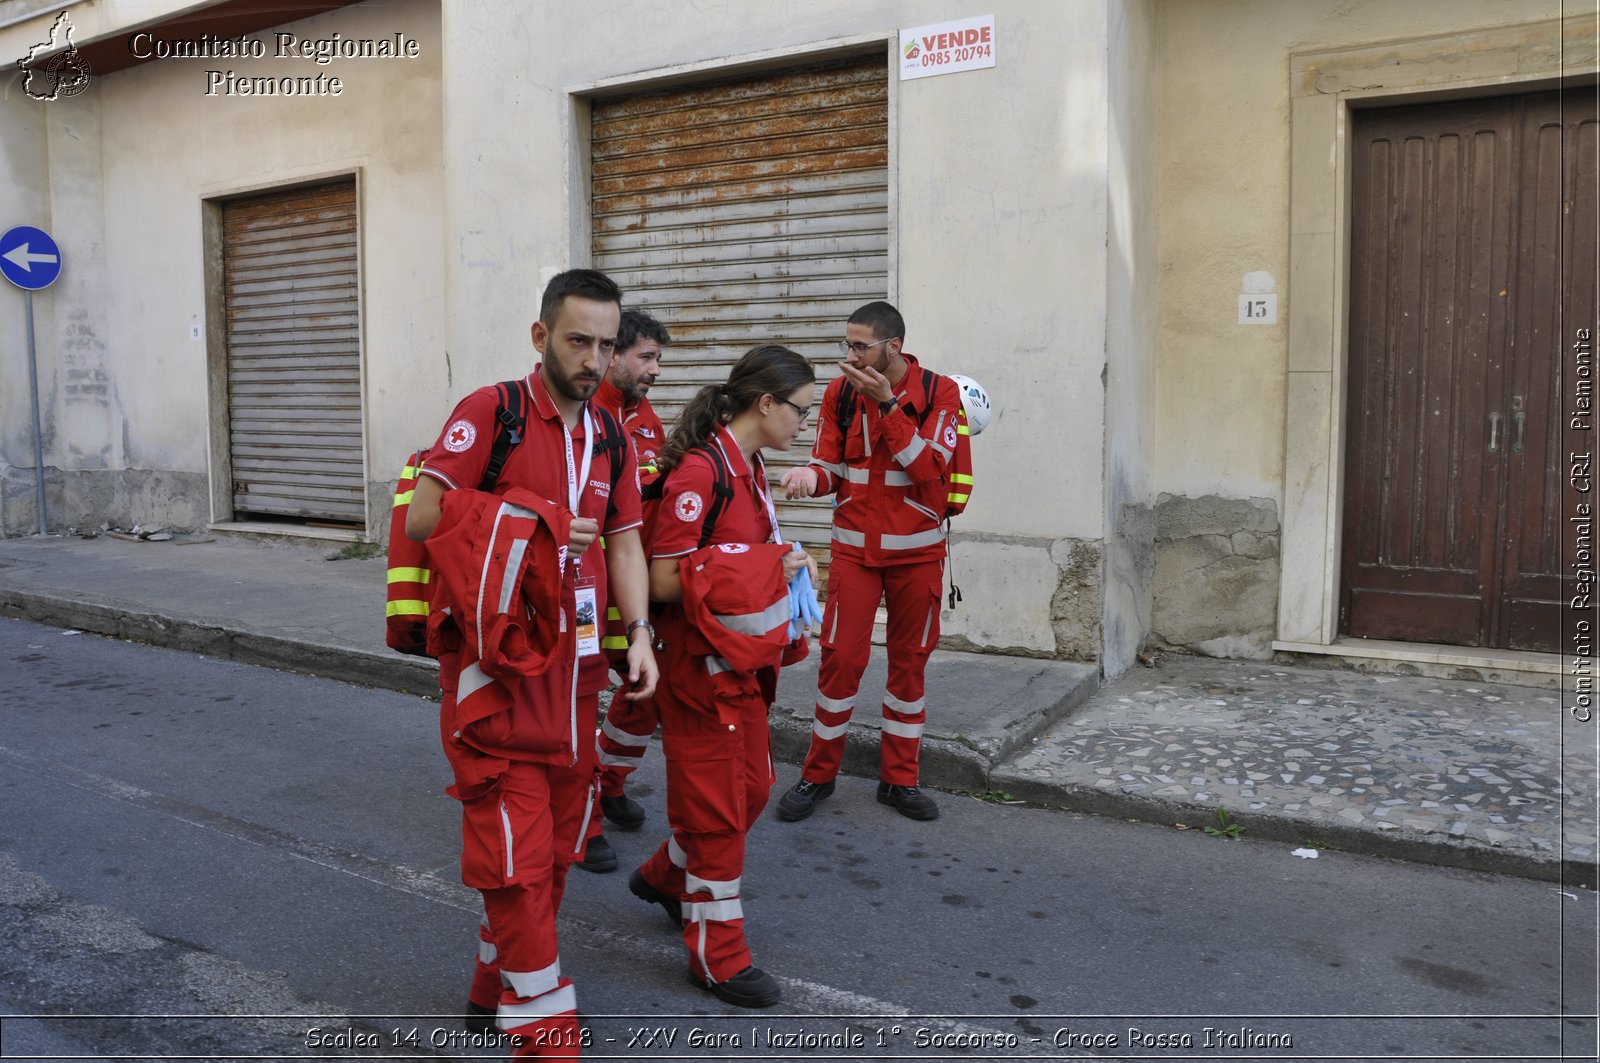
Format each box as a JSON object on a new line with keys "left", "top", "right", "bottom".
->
{"left": 949, "top": 374, "right": 991, "bottom": 436}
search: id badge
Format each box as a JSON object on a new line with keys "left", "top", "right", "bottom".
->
{"left": 574, "top": 579, "right": 601, "bottom": 658}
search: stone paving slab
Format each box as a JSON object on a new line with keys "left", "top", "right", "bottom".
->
{"left": 994, "top": 656, "right": 1598, "bottom": 886}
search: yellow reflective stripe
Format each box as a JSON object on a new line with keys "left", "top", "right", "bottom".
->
{"left": 385, "top": 600, "right": 429, "bottom": 617}
{"left": 401, "top": 464, "right": 419, "bottom": 478}
{"left": 957, "top": 423, "right": 970, "bottom": 436}
{"left": 393, "top": 490, "right": 414, "bottom": 507}
{"left": 600, "top": 636, "right": 629, "bottom": 650}
{"left": 598, "top": 535, "right": 606, "bottom": 550}
{"left": 387, "top": 567, "right": 431, "bottom": 584}
{"left": 606, "top": 606, "right": 622, "bottom": 620}
{"left": 949, "top": 473, "right": 974, "bottom": 485}
{"left": 948, "top": 492, "right": 970, "bottom": 504}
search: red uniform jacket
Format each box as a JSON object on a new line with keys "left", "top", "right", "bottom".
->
{"left": 425, "top": 486, "right": 577, "bottom": 795}
{"left": 807, "top": 353, "right": 963, "bottom": 566}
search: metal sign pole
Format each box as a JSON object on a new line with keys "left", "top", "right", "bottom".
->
{"left": 24, "top": 289, "right": 47, "bottom": 535}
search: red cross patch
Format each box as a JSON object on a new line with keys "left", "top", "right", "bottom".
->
{"left": 443, "top": 419, "right": 477, "bottom": 453}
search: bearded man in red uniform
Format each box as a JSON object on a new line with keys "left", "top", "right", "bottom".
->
{"left": 579, "top": 309, "right": 669, "bottom": 873}
{"left": 777, "top": 300, "right": 963, "bottom": 824}
{"left": 407, "top": 269, "right": 658, "bottom": 1055}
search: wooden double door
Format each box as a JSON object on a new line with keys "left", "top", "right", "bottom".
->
{"left": 1341, "top": 87, "right": 1598, "bottom": 653}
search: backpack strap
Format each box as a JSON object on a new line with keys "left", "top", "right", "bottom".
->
{"left": 696, "top": 443, "right": 737, "bottom": 549}
{"left": 590, "top": 405, "right": 627, "bottom": 522}
{"left": 480, "top": 379, "right": 528, "bottom": 491}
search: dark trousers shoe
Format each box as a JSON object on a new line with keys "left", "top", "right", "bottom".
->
{"left": 776, "top": 778, "right": 835, "bottom": 821}
{"left": 576, "top": 833, "right": 619, "bottom": 873}
{"left": 628, "top": 867, "right": 682, "bottom": 926}
{"left": 687, "top": 965, "right": 781, "bottom": 1008}
{"left": 464, "top": 1000, "right": 496, "bottom": 1035}
{"left": 876, "top": 782, "right": 939, "bottom": 820}
{"left": 600, "top": 793, "right": 646, "bottom": 830}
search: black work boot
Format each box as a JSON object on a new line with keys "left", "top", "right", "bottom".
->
{"left": 628, "top": 867, "right": 682, "bottom": 926}
{"left": 600, "top": 793, "right": 646, "bottom": 830}
{"left": 876, "top": 781, "right": 939, "bottom": 820}
{"left": 775, "top": 778, "right": 835, "bottom": 821}
{"left": 687, "top": 965, "right": 782, "bottom": 1008}
{"left": 576, "top": 834, "right": 619, "bottom": 873}
{"left": 464, "top": 1001, "right": 496, "bottom": 1035}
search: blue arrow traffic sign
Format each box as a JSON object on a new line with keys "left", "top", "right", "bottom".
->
{"left": 0, "top": 226, "right": 62, "bottom": 290}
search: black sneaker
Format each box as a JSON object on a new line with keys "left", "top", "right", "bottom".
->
{"left": 600, "top": 793, "right": 646, "bottom": 830}
{"left": 775, "top": 778, "right": 836, "bottom": 821}
{"left": 464, "top": 1000, "right": 496, "bottom": 1035}
{"left": 628, "top": 867, "right": 682, "bottom": 926}
{"left": 876, "top": 782, "right": 939, "bottom": 820}
{"left": 686, "top": 965, "right": 782, "bottom": 1008}
{"left": 576, "top": 834, "right": 619, "bottom": 873}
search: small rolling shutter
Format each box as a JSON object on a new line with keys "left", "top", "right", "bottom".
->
{"left": 222, "top": 179, "right": 364, "bottom": 525}
{"left": 592, "top": 54, "right": 890, "bottom": 579}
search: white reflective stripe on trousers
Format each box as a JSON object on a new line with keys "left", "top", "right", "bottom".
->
{"left": 817, "top": 693, "right": 854, "bottom": 715}
{"left": 686, "top": 872, "right": 740, "bottom": 899}
{"left": 881, "top": 718, "right": 925, "bottom": 739}
{"left": 499, "top": 801, "right": 515, "bottom": 878}
{"left": 832, "top": 527, "right": 867, "bottom": 547}
{"left": 812, "top": 719, "right": 850, "bottom": 741}
{"left": 884, "top": 692, "right": 927, "bottom": 716}
{"left": 688, "top": 897, "right": 745, "bottom": 922}
{"left": 501, "top": 958, "right": 561, "bottom": 999}
{"left": 668, "top": 835, "right": 688, "bottom": 868}
{"left": 498, "top": 983, "right": 577, "bottom": 1026}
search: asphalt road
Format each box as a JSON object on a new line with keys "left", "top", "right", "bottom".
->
{"left": 0, "top": 615, "right": 1595, "bottom": 1062}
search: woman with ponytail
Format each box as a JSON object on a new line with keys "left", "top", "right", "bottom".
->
{"left": 627, "top": 344, "right": 816, "bottom": 1007}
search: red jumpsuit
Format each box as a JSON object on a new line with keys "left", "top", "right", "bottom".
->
{"left": 798, "top": 356, "right": 962, "bottom": 788}
{"left": 634, "top": 427, "right": 793, "bottom": 985}
{"left": 421, "top": 367, "right": 641, "bottom": 1056}
{"left": 592, "top": 378, "right": 665, "bottom": 800}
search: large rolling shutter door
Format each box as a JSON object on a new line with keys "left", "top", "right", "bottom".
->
{"left": 592, "top": 55, "right": 890, "bottom": 582}
{"left": 223, "top": 179, "right": 364, "bottom": 525}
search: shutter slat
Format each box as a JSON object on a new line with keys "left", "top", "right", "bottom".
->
{"left": 593, "top": 57, "right": 886, "bottom": 572}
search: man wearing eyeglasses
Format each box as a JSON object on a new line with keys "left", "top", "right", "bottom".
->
{"left": 777, "top": 300, "right": 965, "bottom": 823}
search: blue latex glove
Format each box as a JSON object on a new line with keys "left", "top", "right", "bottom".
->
{"left": 787, "top": 544, "right": 823, "bottom": 638}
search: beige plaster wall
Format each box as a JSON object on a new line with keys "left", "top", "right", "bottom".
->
{"left": 0, "top": 0, "right": 444, "bottom": 533}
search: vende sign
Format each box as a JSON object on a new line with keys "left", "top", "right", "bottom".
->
{"left": 900, "top": 14, "right": 996, "bottom": 81}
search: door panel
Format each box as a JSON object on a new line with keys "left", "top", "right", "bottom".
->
{"left": 1343, "top": 97, "right": 1514, "bottom": 645}
{"left": 1499, "top": 89, "right": 1600, "bottom": 651}
{"left": 1342, "top": 87, "right": 1598, "bottom": 652}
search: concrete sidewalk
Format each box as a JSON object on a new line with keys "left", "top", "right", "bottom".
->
{"left": 0, "top": 532, "right": 1593, "bottom": 887}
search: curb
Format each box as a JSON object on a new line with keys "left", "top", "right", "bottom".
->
{"left": 987, "top": 769, "right": 1598, "bottom": 890}
{"left": 0, "top": 590, "right": 438, "bottom": 699}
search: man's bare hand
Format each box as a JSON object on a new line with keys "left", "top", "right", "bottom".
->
{"left": 781, "top": 466, "right": 819, "bottom": 500}
{"left": 622, "top": 637, "right": 658, "bottom": 700}
{"left": 568, "top": 517, "right": 599, "bottom": 559}
{"left": 839, "top": 361, "right": 894, "bottom": 404}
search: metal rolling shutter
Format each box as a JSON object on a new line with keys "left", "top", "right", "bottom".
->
{"left": 592, "top": 55, "right": 889, "bottom": 580}
{"left": 223, "top": 179, "right": 364, "bottom": 524}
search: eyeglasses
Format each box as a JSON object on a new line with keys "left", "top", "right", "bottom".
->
{"left": 779, "top": 399, "right": 812, "bottom": 425}
{"left": 838, "top": 338, "right": 890, "bottom": 356}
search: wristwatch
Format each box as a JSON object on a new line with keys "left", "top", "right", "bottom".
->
{"left": 625, "top": 618, "right": 655, "bottom": 643}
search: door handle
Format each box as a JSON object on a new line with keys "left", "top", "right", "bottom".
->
{"left": 1513, "top": 411, "right": 1526, "bottom": 453}
{"left": 1488, "top": 412, "right": 1501, "bottom": 453}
